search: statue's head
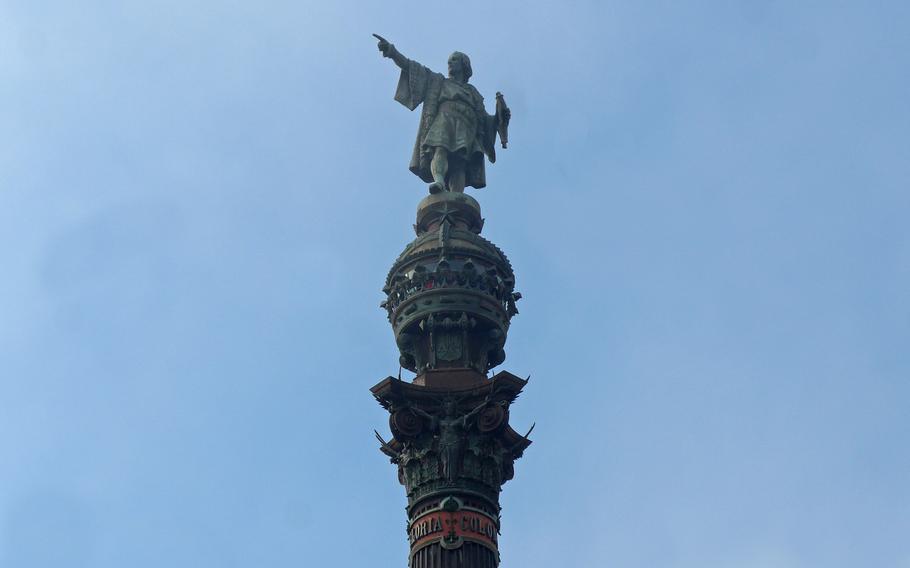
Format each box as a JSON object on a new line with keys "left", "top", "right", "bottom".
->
{"left": 448, "top": 51, "right": 472, "bottom": 82}
{"left": 443, "top": 400, "right": 457, "bottom": 417}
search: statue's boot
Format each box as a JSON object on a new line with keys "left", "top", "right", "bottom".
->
{"left": 428, "top": 179, "right": 446, "bottom": 194}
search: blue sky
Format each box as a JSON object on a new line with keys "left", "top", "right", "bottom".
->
{"left": 1, "top": 1, "right": 908, "bottom": 566}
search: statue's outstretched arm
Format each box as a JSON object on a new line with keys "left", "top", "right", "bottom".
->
{"left": 413, "top": 407, "right": 435, "bottom": 421}
{"left": 463, "top": 398, "right": 491, "bottom": 425}
{"left": 374, "top": 34, "right": 408, "bottom": 69}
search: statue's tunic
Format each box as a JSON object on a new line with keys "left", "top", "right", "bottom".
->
{"left": 394, "top": 59, "right": 497, "bottom": 189}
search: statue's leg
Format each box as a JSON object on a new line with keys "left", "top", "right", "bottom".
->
{"left": 429, "top": 147, "right": 448, "bottom": 194}
{"left": 448, "top": 156, "right": 466, "bottom": 193}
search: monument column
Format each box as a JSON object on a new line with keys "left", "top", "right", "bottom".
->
{"left": 370, "top": 35, "right": 530, "bottom": 567}
{"left": 372, "top": 194, "right": 531, "bottom": 567}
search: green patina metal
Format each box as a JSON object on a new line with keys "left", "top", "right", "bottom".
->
{"left": 382, "top": 193, "right": 519, "bottom": 375}
{"left": 373, "top": 34, "right": 511, "bottom": 195}
{"left": 371, "top": 35, "right": 529, "bottom": 568}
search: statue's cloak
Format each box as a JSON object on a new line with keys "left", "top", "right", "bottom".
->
{"left": 395, "top": 60, "right": 497, "bottom": 189}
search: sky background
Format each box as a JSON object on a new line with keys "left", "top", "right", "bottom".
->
{"left": 1, "top": 1, "right": 909, "bottom": 566}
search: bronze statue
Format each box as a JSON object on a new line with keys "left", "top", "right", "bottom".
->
{"left": 408, "top": 398, "right": 492, "bottom": 483}
{"left": 374, "top": 34, "right": 511, "bottom": 194}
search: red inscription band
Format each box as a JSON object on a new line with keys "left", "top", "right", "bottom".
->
{"left": 409, "top": 509, "right": 499, "bottom": 551}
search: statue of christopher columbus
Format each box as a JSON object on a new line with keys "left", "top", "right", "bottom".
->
{"left": 374, "top": 34, "right": 511, "bottom": 194}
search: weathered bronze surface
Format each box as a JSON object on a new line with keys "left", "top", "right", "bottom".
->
{"left": 382, "top": 192, "right": 519, "bottom": 377}
{"left": 371, "top": 35, "right": 529, "bottom": 568}
{"left": 374, "top": 34, "right": 511, "bottom": 195}
{"left": 372, "top": 373, "right": 532, "bottom": 567}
